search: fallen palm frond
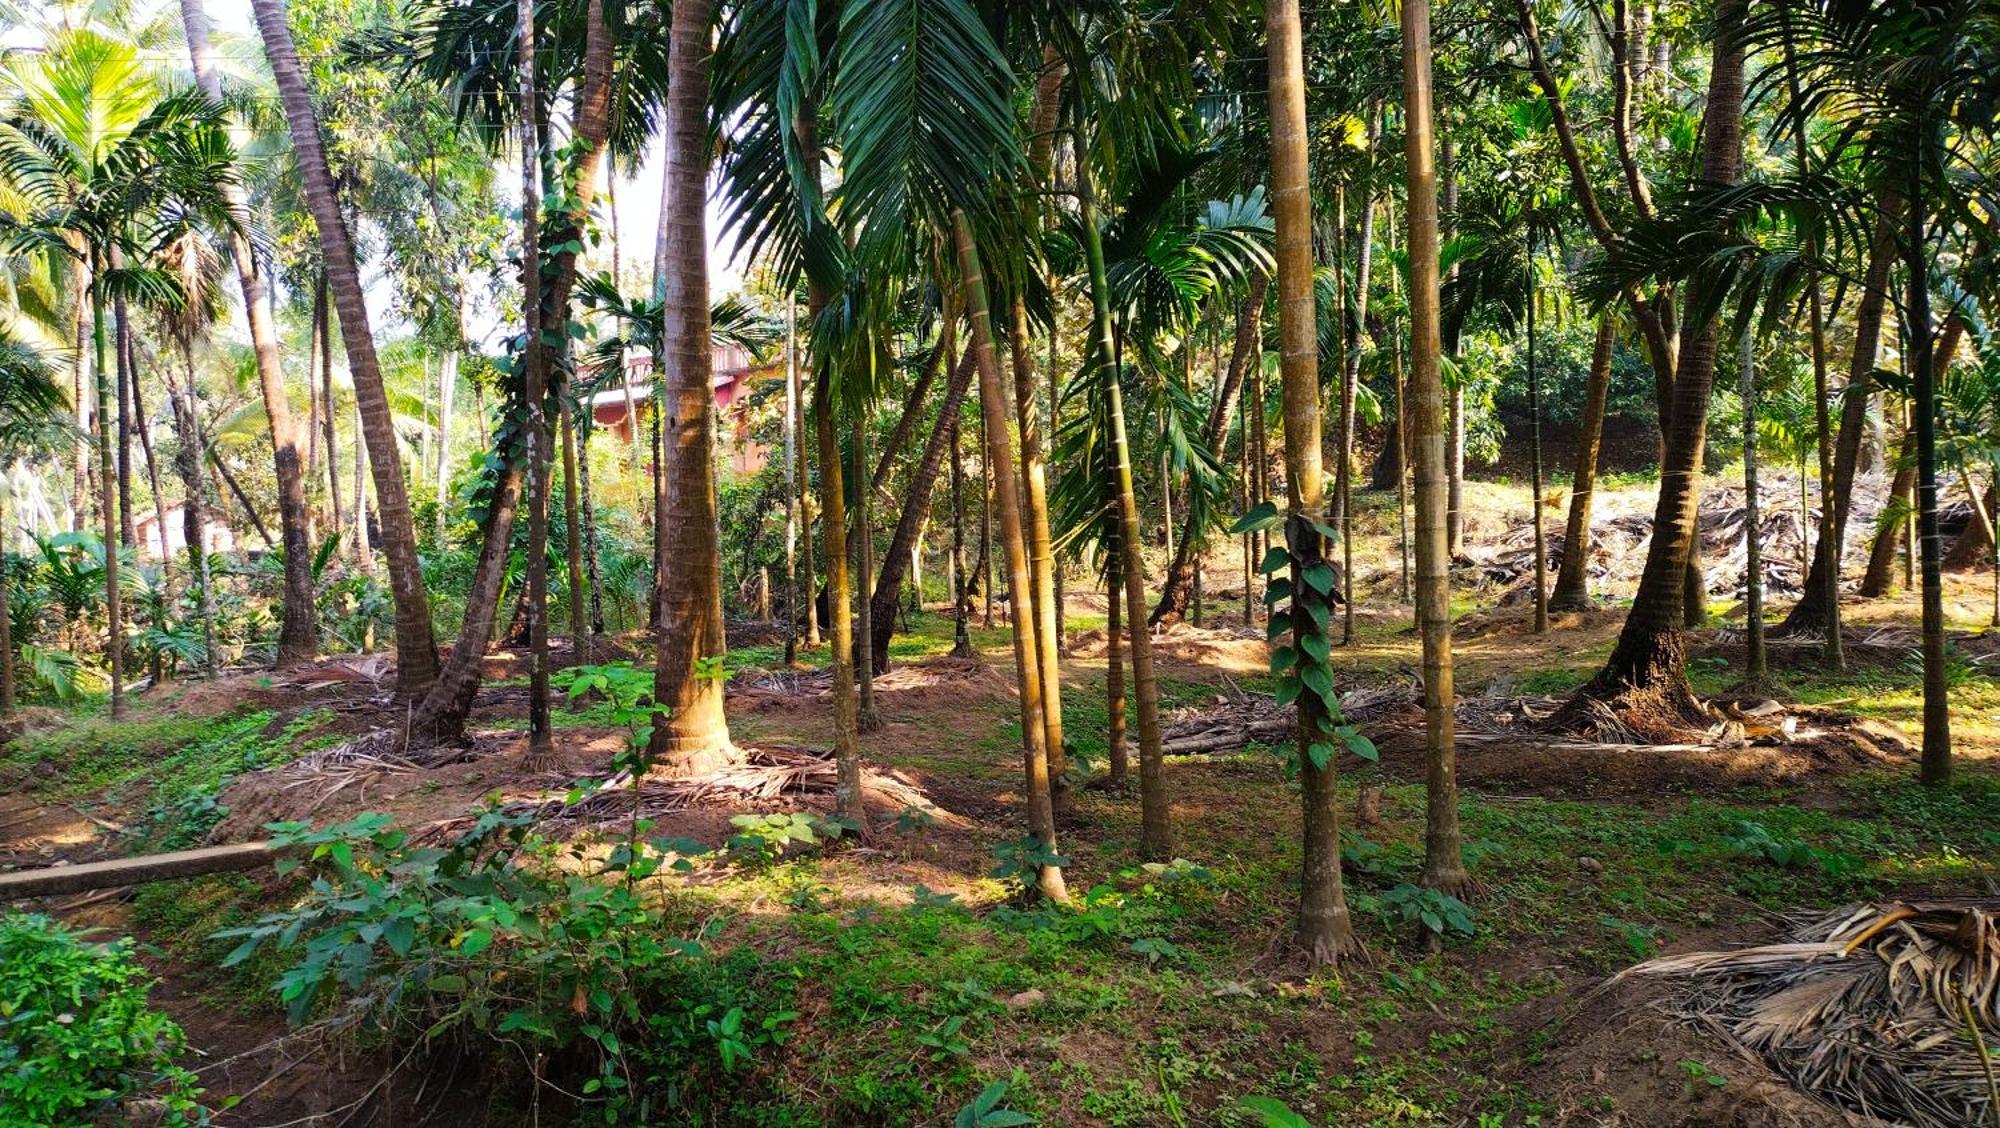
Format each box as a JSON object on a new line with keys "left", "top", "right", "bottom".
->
{"left": 1621, "top": 900, "right": 2000, "bottom": 1128}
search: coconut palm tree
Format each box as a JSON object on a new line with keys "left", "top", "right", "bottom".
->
{"left": 251, "top": 0, "right": 439, "bottom": 695}
{"left": 178, "top": 0, "right": 317, "bottom": 667}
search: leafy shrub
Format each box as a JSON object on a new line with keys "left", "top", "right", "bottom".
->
{"left": 1722, "top": 820, "right": 1860, "bottom": 875}
{"left": 214, "top": 810, "right": 801, "bottom": 1120}
{"left": 1356, "top": 882, "right": 1476, "bottom": 941}
{"left": 0, "top": 914, "right": 205, "bottom": 1125}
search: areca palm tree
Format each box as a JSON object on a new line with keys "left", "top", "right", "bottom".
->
{"left": 253, "top": 0, "right": 439, "bottom": 697}
{"left": 0, "top": 29, "right": 240, "bottom": 717}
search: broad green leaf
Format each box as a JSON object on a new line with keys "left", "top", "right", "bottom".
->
{"left": 1229, "top": 499, "right": 1283, "bottom": 534}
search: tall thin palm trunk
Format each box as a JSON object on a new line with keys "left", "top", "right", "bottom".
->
{"left": 167, "top": 349, "right": 217, "bottom": 675}
{"left": 815, "top": 375, "right": 865, "bottom": 823}
{"left": 784, "top": 304, "right": 802, "bottom": 665}
{"left": 869, "top": 350, "right": 976, "bottom": 668}
{"left": 956, "top": 210, "right": 1065, "bottom": 900}
{"left": 253, "top": 0, "right": 436, "bottom": 691}
{"left": 1905, "top": 130, "right": 1950, "bottom": 785}
{"left": 1403, "top": 0, "right": 1466, "bottom": 894}
{"left": 114, "top": 276, "right": 134, "bottom": 550}
{"left": 650, "top": 0, "right": 734, "bottom": 770}
{"left": 1525, "top": 234, "right": 1548, "bottom": 632}
{"left": 316, "top": 277, "right": 344, "bottom": 561}
{"left": 1551, "top": 316, "right": 1615, "bottom": 610}
{"left": 0, "top": 478, "right": 12, "bottom": 712}
{"left": 1078, "top": 159, "right": 1169, "bottom": 861}
{"left": 1009, "top": 296, "right": 1064, "bottom": 799}
{"left": 853, "top": 415, "right": 881, "bottom": 732}
{"left": 561, "top": 390, "right": 587, "bottom": 657}
{"left": 1780, "top": 11, "right": 1842, "bottom": 672}
{"left": 514, "top": 0, "right": 558, "bottom": 767}
{"left": 127, "top": 336, "right": 171, "bottom": 589}
{"left": 949, "top": 414, "right": 974, "bottom": 659}
{"left": 1271, "top": 0, "right": 1358, "bottom": 963}
{"left": 90, "top": 264, "right": 122, "bottom": 717}
{"left": 1740, "top": 330, "right": 1765, "bottom": 680}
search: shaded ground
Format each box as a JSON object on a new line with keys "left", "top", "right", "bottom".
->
{"left": 3, "top": 474, "right": 1998, "bottom": 1126}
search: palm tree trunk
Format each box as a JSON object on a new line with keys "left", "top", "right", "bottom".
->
{"left": 815, "top": 373, "right": 865, "bottom": 822}
{"left": 0, "top": 477, "right": 12, "bottom": 713}
{"left": 1905, "top": 133, "right": 1950, "bottom": 785}
{"left": 853, "top": 414, "right": 881, "bottom": 732}
{"left": 561, "top": 388, "right": 587, "bottom": 659}
{"left": 1336, "top": 186, "right": 1359, "bottom": 644}
{"left": 1780, "top": 8, "right": 1842, "bottom": 673}
{"left": 1009, "top": 295, "right": 1065, "bottom": 800}
{"left": 1403, "top": 0, "right": 1467, "bottom": 895}
{"left": 434, "top": 301, "right": 459, "bottom": 546}
{"left": 1153, "top": 272, "right": 1268, "bottom": 627}
{"left": 1862, "top": 424, "right": 1918, "bottom": 598}
{"left": 1106, "top": 515, "right": 1127, "bottom": 784}
{"left": 797, "top": 325, "right": 820, "bottom": 651}
{"left": 253, "top": 0, "right": 436, "bottom": 692}
{"left": 1525, "top": 236, "right": 1548, "bottom": 632}
{"left": 649, "top": 0, "right": 734, "bottom": 770}
{"left": 513, "top": 0, "right": 558, "bottom": 767}
{"left": 577, "top": 410, "right": 605, "bottom": 637}
{"left": 784, "top": 304, "right": 802, "bottom": 665}
{"left": 127, "top": 339, "right": 172, "bottom": 590}
{"left": 1550, "top": 316, "right": 1615, "bottom": 611}
{"left": 1556, "top": 0, "right": 1747, "bottom": 737}
{"left": 1740, "top": 329, "right": 1766, "bottom": 680}
{"left": 1077, "top": 160, "right": 1170, "bottom": 861}
{"left": 114, "top": 279, "right": 134, "bottom": 550}
{"left": 167, "top": 349, "right": 218, "bottom": 675}
{"left": 90, "top": 267, "right": 123, "bottom": 718}
{"left": 317, "top": 276, "right": 344, "bottom": 562}
{"left": 949, "top": 414, "right": 974, "bottom": 659}
{"left": 1270, "top": 0, "right": 1357, "bottom": 963}
{"left": 71, "top": 301, "right": 87, "bottom": 534}
{"left": 955, "top": 209, "right": 1065, "bottom": 900}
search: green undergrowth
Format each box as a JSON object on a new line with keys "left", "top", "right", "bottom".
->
{"left": 1, "top": 707, "right": 334, "bottom": 849}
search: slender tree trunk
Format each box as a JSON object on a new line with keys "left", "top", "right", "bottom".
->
{"left": 1779, "top": 10, "right": 1842, "bottom": 671}
{"left": 1270, "top": 0, "right": 1357, "bottom": 963}
{"left": 434, "top": 297, "right": 460, "bottom": 546}
{"left": 815, "top": 372, "right": 866, "bottom": 824}
{"left": 1556, "top": 0, "right": 1747, "bottom": 737}
{"left": 90, "top": 271, "right": 122, "bottom": 718}
{"left": 1906, "top": 136, "right": 1950, "bottom": 785}
{"left": 949, "top": 415, "right": 974, "bottom": 659}
{"left": 1078, "top": 160, "right": 1169, "bottom": 861}
{"left": 561, "top": 391, "right": 587, "bottom": 658}
{"left": 127, "top": 338, "right": 172, "bottom": 589}
{"left": 1525, "top": 236, "right": 1548, "bottom": 632}
{"left": 71, "top": 300, "right": 86, "bottom": 534}
{"left": 167, "top": 350, "right": 218, "bottom": 675}
{"left": 1740, "top": 329, "right": 1766, "bottom": 680}
{"left": 1106, "top": 516, "right": 1128, "bottom": 785}
{"left": 1403, "top": 0, "right": 1467, "bottom": 894}
{"left": 114, "top": 274, "right": 134, "bottom": 550}
{"left": 797, "top": 319, "right": 820, "bottom": 651}
{"left": 1550, "top": 316, "right": 1614, "bottom": 611}
{"left": 955, "top": 210, "right": 1066, "bottom": 900}
{"left": 1336, "top": 186, "right": 1360, "bottom": 644}
{"left": 0, "top": 478, "right": 12, "bottom": 712}
{"left": 513, "top": 0, "right": 558, "bottom": 767}
{"left": 650, "top": 0, "right": 735, "bottom": 770}
{"left": 1863, "top": 425, "right": 1917, "bottom": 597}
{"left": 208, "top": 445, "right": 272, "bottom": 549}
{"left": 351, "top": 395, "right": 373, "bottom": 579}
{"left": 1153, "top": 271, "right": 1268, "bottom": 626}
{"left": 854, "top": 414, "right": 881, "bottom": 732}
{"left": 253, "top": 0, "right": 435, "bottom": 690}
{"left": 784, "top": 304, "right": 801, "bottom": 665}
{"left": 1009, "top": 296, "right": 1065, "bottom": 799}
{"left": 316, "top": 277, "right": 344, "bottom": 561}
